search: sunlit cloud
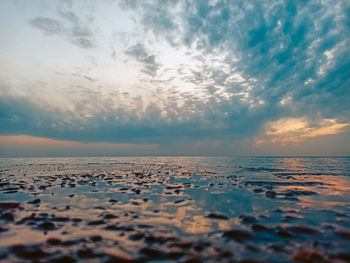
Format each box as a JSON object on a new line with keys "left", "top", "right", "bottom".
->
{"left": 261, "top": 118, "right": 350, "bottom": 145}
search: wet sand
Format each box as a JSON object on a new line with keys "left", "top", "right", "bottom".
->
{"left": 0, "top": 157, "right": 350, "bottom": 262}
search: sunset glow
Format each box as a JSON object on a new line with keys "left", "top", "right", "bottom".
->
{"left": 0, "top": 0, "right": 349, "bottom": 156}
{"left": 1, "top": 2, "right": 349, "bottom": 262}
{"left": 262, "top": 118, "right": 350, "bottom": 145}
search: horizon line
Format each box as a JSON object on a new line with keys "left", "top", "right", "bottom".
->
{"left": 1, "top": 154, "right": 349, "bottom": 159}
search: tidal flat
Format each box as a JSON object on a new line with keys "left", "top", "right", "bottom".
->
{"left": 0, "top": 156, "right": 350, "bottom": 262}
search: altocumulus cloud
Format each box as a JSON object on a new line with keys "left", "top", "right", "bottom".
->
{"left": 0, "top": 0, "right": 349, "bottom": 155}
{"left": 125, "top": 43, "right": 160, "bottom": 77}
{"left": 30, "top": 9, "right": 95, "bottom": 48}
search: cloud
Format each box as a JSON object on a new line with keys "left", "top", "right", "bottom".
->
{"left": 30, "top": 17, "right": 62, "bottom": 34}
{"left": 120, "top": 0, "right": 179, "bottom": 34}
{"left": 1, "top": 0, "right": 350, "bottom": 155}
{"left": 121, "top": 0, "right": 350, "bottom": 130}
{"left": 111, "top": 50, "right": 116, "bottom": 61}
{"left": 258, "top": 117, "right": 350, "bottom": 145}
{"left": 125, "top": 43, "right": 160, "bottom": 76}
{"left": 30, "top": 10, "right": 95, "bottom": 48}
{"left": 83, "top": 75, "right": 95, "bottom": 82}
{"left": 0, "top": 88, "right": 258, "bottom": 144}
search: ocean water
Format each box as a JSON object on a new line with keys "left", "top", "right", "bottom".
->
{"left": 0, "top": 156, "right": 350, "bottom": 262}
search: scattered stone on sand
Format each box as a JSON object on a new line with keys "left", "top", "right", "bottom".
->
{"left": 265, "top": 190, "right": 276, "bottom": 198}
{"left": 38, "top": 221, "right": 56, "bottom": 230}
{"left": 0, "top": 157, "right": 349, "bottom": 262}
{"left": 0, "top": 202, "right": 20, "bottom": 210}
{"left": 292, "top": 249, "right": 324, "bottom": 263}
{"left": 207, "top": 213, "right": 228, "bottom": 220}
{"left": 223, "top": 230, "right": 253, "bottom": 242}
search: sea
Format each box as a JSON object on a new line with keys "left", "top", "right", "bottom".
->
{"left": 0, "top": 156, "right": 350, "bottom": 262}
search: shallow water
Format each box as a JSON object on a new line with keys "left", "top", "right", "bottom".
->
{"left": 0, "top": 156, "right": 350, "bottom": 262}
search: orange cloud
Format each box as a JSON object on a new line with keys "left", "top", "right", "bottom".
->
{"left": 255, "top": 118, "right": 349, "bottom": 146}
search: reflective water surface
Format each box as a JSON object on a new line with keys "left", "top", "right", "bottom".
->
{"left": 0, "top": 156, "right": 350, "bottom": 262}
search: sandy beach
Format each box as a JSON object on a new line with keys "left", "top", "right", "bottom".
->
{"left": 0, "top": 157, "right": 349, "bottom": 262}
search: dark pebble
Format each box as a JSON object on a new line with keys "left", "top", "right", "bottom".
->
{"left": 246, "top": 244, "right": 259, "bottom": 252}
{"left": 104, "top": 213, "right": 118, "bottom": 219}
{"left": 336, "top": 231, "right": 350, "bottom": 240}
{"left": 88, "top": 219, "right": 105, "bottom": 225}
{"left": 62, "top": 240, "right": 80, "bottom": 246}
{"left": 140, "top": 247, "right": 165, "bottom": 259}
{"left": 105, "top": 255, "right": 140, "bottom": 263}
{"left": 4, "top": 190, "right": 18, "bottom": 194}
{"left": 292, "top": 249, "right": 324, "bottom": 263}
{"left": 77, "top": 248, "right": 102, "bottom": 258}
{"left": 276, "top": 228, "right": 292, "bottom": 238}
{"left": 90, "top": 235, "right": 103, "bottom": 242}
{"left": 28, "top": 198, "right": 41, "bottom": 204}
{"left": 193, "top": 241, "right": 210, "bottom": 251}
{"left": 129, "top": 232, "right": 144, "bottom": 241}
{"left": 223, "top": 230, "right": 253, "bottom": 242}
{"left": 51, "top": 255, "right": 77, "bottom": 263}
{"left": 1, "top": 212, "right": 15, "bottom": 221}
{"left": 54, "top": 216, "right": 70, "bottom": 222}
{"left": 217, "top": 250, "right": 233, "bottom": 258}
{"left": 132, "top": 188, "right": 141, "bottom": 194}
{"left": 251, "top": 224, "right": 271, "bottom": 232}
{"left": 240, "top": 215, "right": 257, "bottom": 224}
{"left": 11, "top": 245, "right": 48, "bottom": 260}
{"left": 269, "top": 244, "right": 284, "bottom": 252}
{"left": 124, "top": 226, "right": 135, "bottom": 231}
{"left": 336, "top": 253, "right": 350, "bottom": 262}
{"left": 166, "top": 185, "right": 182, "bottom": 189}
{"left": 145, "top": 235, "right": 176, "bottom": 244}
{"left": 265, "top": 191, "right": 276, "bottom": 198}
{"left": 38, "top": 221, "right": 56, "bottom": 230}
{"left": 288, "top": 226, "right": 318, "bottom": 235}
{"left": 285, "top": 190, "right": 317, "bottom": 196}
{"left": 0, "top": 202, "right": 20, "bottom": 210}
{"left": 167, "top": 251, "right": 184, "bottom": 259}
{"left": 239, "top": 260, "right": 265, "bottom": 263}
{"left": 137, "top": 224, "right": 153, "bottom": 229}
{"left": 47, "top": 238, "right": 62, "bottom": 245}
{"left": 105, "top": 225, "right": 123, "bottom": 231}
{"left": 207, "top": 213, "right": 228, "bottom": 220}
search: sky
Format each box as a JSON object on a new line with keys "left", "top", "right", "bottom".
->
{"left": 0, "top": 0, "right": 350, "bottom": 157}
